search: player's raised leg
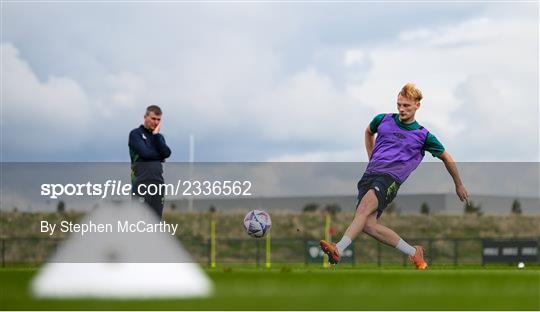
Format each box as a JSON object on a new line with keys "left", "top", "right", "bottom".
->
{"left": 363, "top": 211, "right": 428, "bottom": 269}
{"left": 343, "top": 189, "right": 379, "bottom": 241}
{"left": 320, "top": 189, "right": 378, "bottom": 264}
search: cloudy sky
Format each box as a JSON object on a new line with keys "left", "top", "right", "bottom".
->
{"left": 2, "top": 2, "right": 538, "bottom": 162}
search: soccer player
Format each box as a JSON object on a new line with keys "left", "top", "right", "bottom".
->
{"left": 129, "top": 105, "right": 171, "bottom": 218}
{"left": 320, "top": 83, "right": 469, "bottom": 269}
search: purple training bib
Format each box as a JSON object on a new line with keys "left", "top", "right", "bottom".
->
{"left": 366, "top": 114, "right": 428, "bottom": 184}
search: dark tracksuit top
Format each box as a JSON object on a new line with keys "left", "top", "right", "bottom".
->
{"left": 129, "top": 125, "right": 171, "bottom": 185}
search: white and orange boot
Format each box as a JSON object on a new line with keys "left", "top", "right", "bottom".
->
{"left": 320, "top": 240, "right": 340, "bottom": 264}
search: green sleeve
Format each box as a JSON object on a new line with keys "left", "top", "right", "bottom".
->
{"left": 369, "top": 114, "right": 386, "bottom": 133}
{"left": 424, "top": 133, "right": 445, "bottom": 157}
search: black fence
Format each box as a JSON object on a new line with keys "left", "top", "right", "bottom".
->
{"left": 1, "top": 236, "right": 539, "bottom": 267}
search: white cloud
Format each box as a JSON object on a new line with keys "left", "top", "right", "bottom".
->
{"left": 2, "top": 4, "right": 537, "bottom": 162}
{"left": 267, "top": 149, "right": 362, "bottom": 162}
{"left": 2, "top": 42, "right": 93, "bottom": 157}
{"left": 344, "top": 16, "right": 538, "bottom": 161}
{"left": 399, "top": 18, "right": 497, "bottom": 46}
{"left": 252, "top": 67, "right": 367, "bottom": 144}
{"left": 344, "top": 50, "right": 369, "bottom": 67}
{"left": 106, "top": 72, "right": 146, "bottom": 108}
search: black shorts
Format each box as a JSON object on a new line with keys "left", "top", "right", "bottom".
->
{"left": 133, "top": 181, "right": 165, "bottom": 218}
{"left": 356, "top": 172, "right": 400, "bottom": 218}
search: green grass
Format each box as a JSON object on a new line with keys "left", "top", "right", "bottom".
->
{"left": 1, "top": 265, "right": 539, "bottom": 310}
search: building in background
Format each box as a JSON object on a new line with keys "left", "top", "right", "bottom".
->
{"left": 166, "top": 194, "right": 540, "bottom": 215}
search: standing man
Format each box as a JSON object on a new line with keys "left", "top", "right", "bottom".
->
{"left": 320, "top": 83, "right": 469, "bottom": 269}
{"left": 129, "top": 105, "right": 171, "bottom": 218}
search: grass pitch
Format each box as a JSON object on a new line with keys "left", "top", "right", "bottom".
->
{"left": 1, "top": 265, "right": 539, "bottom": 310}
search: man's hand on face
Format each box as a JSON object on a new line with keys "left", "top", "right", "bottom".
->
{"left": 153, "top": 121, "right": 161, "bottom": 135}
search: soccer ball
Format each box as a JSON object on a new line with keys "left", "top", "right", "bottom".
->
{"left": 243, "top": 210, "right": 272, "bottom": 238}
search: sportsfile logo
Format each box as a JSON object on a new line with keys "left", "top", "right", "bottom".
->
{"left": 41, "top": 180, "right": 135, "bottom": 199}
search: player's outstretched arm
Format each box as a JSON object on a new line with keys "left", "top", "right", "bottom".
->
{"left": 365, "top": 126, "right": 375, "bottom": 160}
{"left": 438, "top": 151, "right": 469, "bottom": 203}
